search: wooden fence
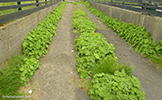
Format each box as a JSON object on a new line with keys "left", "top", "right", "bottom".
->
{"left": 88, "top": 0, "right": 162, "bottom": 17}
{"left": 0, "top": 0, "right": 62, "bottom": 25}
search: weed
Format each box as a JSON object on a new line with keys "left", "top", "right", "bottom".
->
{"left": 90, "top": 56, "right": 133, "bottom": 76}
{"left": 0, "top": 54, "right": 24, "bottom": 100}
{"left": 150, "top": 55, "right": 162, "bottom": 68}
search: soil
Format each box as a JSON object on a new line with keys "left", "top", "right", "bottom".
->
{"left": 20, "top": 2, "right": 162, "bottom": 100}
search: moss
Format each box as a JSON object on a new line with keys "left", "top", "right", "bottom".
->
{"left": 138, "top": 14, "right": 141, "bottom": 26}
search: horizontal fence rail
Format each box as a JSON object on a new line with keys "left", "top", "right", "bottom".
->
{"left": 88, "top": 0, "right": 162, "bottom": 17}
{"left": 0, "top": 0, "right": 62, "bottom": 25}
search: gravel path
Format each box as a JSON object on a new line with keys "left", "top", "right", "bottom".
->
{"left": 78, "top": 4, "right": 162, "bottom": 100}
{"left": 20, "top": 3, "right": 91, "bottom": 100}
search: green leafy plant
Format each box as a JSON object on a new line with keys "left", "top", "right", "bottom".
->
{"left": 18, "top": 57, "right": 41, "bottom": 87}
{"left": 81, "top": 1, "right": 162, "bottom": 57}
{"left": 21, "top": 2, "right": 67, "bottom": 86}
{"left": 72, "top": 9, "right": 96, "bottom": 33}
{"left": 73, "top": 9, "right": 118, "bottom": 79}
{"left": 72, "top": 4, "right": 146, "bottom": 99}
{"left": 75, "top": 32, "right": 117, "bottom": 79}
{"left": 22, "top": 2, "right": 66, "bottom": 59}
{"left": 89, "top": 70, "right": 146, "bottom": 100}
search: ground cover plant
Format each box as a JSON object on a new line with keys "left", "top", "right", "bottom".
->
{"left": 0, "top": 2, "right": 66, "bottom": 99}
{"left": 72, "top": 9, "right": 96, "bottom": 33}
{"left": 73, "top": 9, "right": 118, "bottom": 79}
{"left": 75, "top": 32, "right": 118, "bottom": 78}
{"left": 72, "top": 6, "right": 146, "bottom": 100}
{"left": 22, "top": 3, "right": 65, "bottom": 59}
{"left": 81, "top": 1, "right": 162, "bottom": 67}
{"left": 89, "top": 70, "right": 146, "bottom": 100}
{"left": 0, "top": 55, "right": 25, "bottom": 98}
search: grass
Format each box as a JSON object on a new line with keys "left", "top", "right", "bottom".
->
{"left": 90, "top": 56, "right": 133, "bottom": 76}
{"left": 0, "top": 0, "right": 49, "bottom": 15}
{"left": 0, "top": 54, "right": 24, "bottom": 100}
{"left": 79, "top": 78, "right": 92, "bottom": 93}
{"left": 0, "top": 2, "right": 18, "bottom": 15}
{"left": 150, "top": 55, "right": 162, "bottom": 68}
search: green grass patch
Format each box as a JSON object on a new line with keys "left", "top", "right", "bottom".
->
{"left": 90, "top": 56, "right": 133, "bottom": 76}
{"left": 150, "top": 55, "right": 162, "bottom": 68}
{"left": 0, "top": 2, "right": 18, "bottom": 15}
{"left": 0, "top": 0, "right": 52, "bottom": 15}
{"left": 0, "top": 54, "right": 24, "bottom": 99}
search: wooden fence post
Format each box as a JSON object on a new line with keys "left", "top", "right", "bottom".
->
{"left": 111, "top": 0, "right": 113, "bottom": 5}
{"left": 45, "top": 0, "right": 47, "bottom": 4}
{"left": 36, "top": 0, "right": 39, "bottom": 6}
{"left": 17, "top": 1, "right": 22, "bottom": 11}
{"left": 122, "top": 0, "right": 125, "bottom": 8}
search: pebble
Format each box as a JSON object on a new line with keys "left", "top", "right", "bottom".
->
{"left": 145, "top": 81, "right": 149, "bottom": 84}
{"left": 28, "top": 90, "right": 32, "bottom": 94}
{"left": 129, "top": 47, "right": 131, "bottom": 50}
{"left": 32, "top": 88, "right": 35, "bottom": 91}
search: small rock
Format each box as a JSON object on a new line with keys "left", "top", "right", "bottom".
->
{"left": 129, "top": 47, "right": 131, "bottom": 50}
{"left": 32, "top": 88, "right": 35, "bottom": 91}
{"left": 39, "top": 89, "right": 41, "bottom": 91}
{"left": 71, "top": 72, "right": 73, "bottom": 74}
{"left": 145, "top": 81, "right": 149, "bottom": 84}
{"left": 28, "top": 90, "right": 32, "bottom": 94}
{"left": 71, "top": 50, "right": 74, "bottom": 52}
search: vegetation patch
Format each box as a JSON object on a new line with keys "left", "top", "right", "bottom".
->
{"left": 81, "top": 1, "right": 162, "bottom": 67}
{"left": 0, "top": 2, "right": 66, "bottom": 99}
{"left": 90, "top": 56, "right": 133, "bottom": 76}
{"left": 72, "top": 4, "right": 145, "bottom": 100}
{"left": 89, "top": 70, "right": 146, "bottom": 100}
{"left": 73, "top": 9, "right": 118, "bottom": 79}
{"left": 72, "top": 9, "right": 96, "bottom": 33}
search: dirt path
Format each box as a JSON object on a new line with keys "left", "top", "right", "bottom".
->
{"left": 77, "top": 4, "right": 162, "bottom": 100}
{"left": 21, "top": 3, "right": 91, "bottom": 100}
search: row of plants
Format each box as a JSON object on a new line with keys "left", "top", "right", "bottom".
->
{"left": 81, "top": 1, "right": 162, "bottom": 57}
{"left": 80, "top": 1, "right": 162, "bottom": 67}
{"left": 72, "top": 7, "right": 146, "bottom": 100}
{"left": 0, "top": 2, "right": 66, "bottom": 99}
